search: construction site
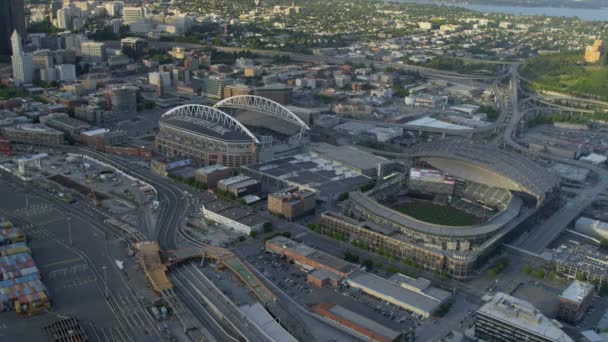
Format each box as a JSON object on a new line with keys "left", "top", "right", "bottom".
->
{"left": 133, "top": 239, "right": 282, "bottom": 340}
{"left": 136, "top": 240, "right": 276, "bottom": 304}
{"left": 0, "top": 151, "right": 157, "bottom": 235}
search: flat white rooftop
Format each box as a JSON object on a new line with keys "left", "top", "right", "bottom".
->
{"left": 405, "top": 116, "right": 472, "bottom": 130}
{"left": 347, "top": 270, "right": 444, "bottom": 317}
{"left": 560, "top": 280, "right": 594, "bottom": 304}
{"left": 477, "top": 292, "right": 573, "bottom": 342}
{"left": 239, "top": 302, "right": 297, "bottom": 342}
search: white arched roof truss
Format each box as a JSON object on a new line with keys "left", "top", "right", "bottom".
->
{"left": 162, "top": 104, "right": 260, "bottom": 143}
{"left": 214, "top": 95, "right": 311, "bottom": 131}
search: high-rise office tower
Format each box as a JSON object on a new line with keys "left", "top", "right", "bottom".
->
{"left": 57, "top": 7, "right": 72, "bottom": 30}
{"left": 11, "top": 30, "right": 33, "bottom": 84}
{"left": 0, "top": 0, "right": 25, "bottom": 56}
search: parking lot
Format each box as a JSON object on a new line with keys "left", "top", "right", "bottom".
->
{"left": 246, "top": 249, "right": 423, "bottom": 335}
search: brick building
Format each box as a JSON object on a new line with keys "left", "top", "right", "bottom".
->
{"left": 267, "top": 186, "right": 316, "bottom": 220}
{"left": 194, "top": 164, "right": 231, "bottom": 189}
{"left": 557, "top": 280, "right": 594, "bottom": 323}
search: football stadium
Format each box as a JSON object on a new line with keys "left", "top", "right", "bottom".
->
{"left": 215, "top": 95, "right": 310, "bottom": 161}
{"left": 155, "top": 96, "right": 309, "bottom": 167}
{"left": 322, "top": 141, "right": 560, "bottom": 280}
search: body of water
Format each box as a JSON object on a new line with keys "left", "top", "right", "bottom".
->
{"left": 398, "top": 0, "right": 608, "bottom": 21}
{"left": 465, "top": 3, "right": 608, "bottom": 21}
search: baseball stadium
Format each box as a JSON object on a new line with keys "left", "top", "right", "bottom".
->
{"left": 323, "top": 141, "right": 560, "bottom": 280}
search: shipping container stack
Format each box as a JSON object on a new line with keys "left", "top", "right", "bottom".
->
{"left": 0, "top": 220, "right": 50, "bottom": 315}
{"left": 0, "top": 137, "right": 11, "bottom": 157}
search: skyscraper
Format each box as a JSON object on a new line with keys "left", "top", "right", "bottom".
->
{"left": 11, "top": 30, "right": 33, "bottom": 84}
{"left": 57, "top": 7, "right": 72, "bottom": 30}
{"left": 0, "top": 0, "right": 25, "bottom": 56}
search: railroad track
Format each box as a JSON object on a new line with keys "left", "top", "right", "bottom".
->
{"left": 0, "top": 172, "right": 165, "bottom": 342}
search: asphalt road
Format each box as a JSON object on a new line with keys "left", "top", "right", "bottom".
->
{"left": 78, "top": 149, "right": 279, "bottom": 342}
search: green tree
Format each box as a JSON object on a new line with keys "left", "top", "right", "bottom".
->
{"left": 486, "top": 268, "right": 497, "bottom": 278}
{"left": 362, "top": 259, "right": 373, "bottom": 270}
{"left": 263, "top": 222, "right": 273, "bottom": 233}
{"left": 28, "top": 18, "right": 64, "bottom": 34}
{"left": 600, "top": 53, "right": 608, "bottom": 66}
{"left": 337, "top": 192, "right": 349, "bottom": 202}
{"left": 307, "top": 223, "right": 320, "bottom": 232}
{"left": 534, "top": 268, "right": 545, "bottom": 279}
{"left": 523, "top": 264, "right": 533, "bottom": 275}
{"left": 249, "top": 231, "right": 258, "bottom": 238}
{"left": 436, "top": 301, "right": 454, "bottom": 317}
{"left": 344, "top": 250, "right": 359, "bottom": 263}
{"left": 386, "top": 266, "right": 400, "bottom": 275}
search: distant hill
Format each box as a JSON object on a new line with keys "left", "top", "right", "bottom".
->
{"left": 521, "top": 52, "right": 608, "bottom": 101}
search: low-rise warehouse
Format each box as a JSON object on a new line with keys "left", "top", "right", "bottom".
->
{"left": 313, "top": 303, "right": 402, "bottom": 342}
{"left": 346, "top": 270, "right": 447, "bottom": 318}
{"left": 265, "top": 236, "right": 359, "bottom": 278}
{"left": 387, "top": 273, "right": 451, "bottom": 304}
{"left": 202, "top": 200, "right": 267, "bottom": 235}
{"left": 39, "top": 113, "right": 90, "bottom": 141}
{"left": 194, "top": 164, "right": 231, "bottom": 189}
{"left": 307, "top": 142, "right": 391, "bottom": 178}
{"left": 217, "top": 175, "right": 261, "bottom": 198}
{"left": 2, "top": 123, "right": 65, "bottom": 146}
{"left": 307, "top": 268, "right": 342, "bottom": 287}
{"left": 242, "top": 152, "right": 372, "bottom": 201}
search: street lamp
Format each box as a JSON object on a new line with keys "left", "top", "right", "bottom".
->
{"left": 67, "top": 217, "right": 72, "bottom": 246}
{"left": 102, "top": 266, "right": 108, "bottom": 298}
